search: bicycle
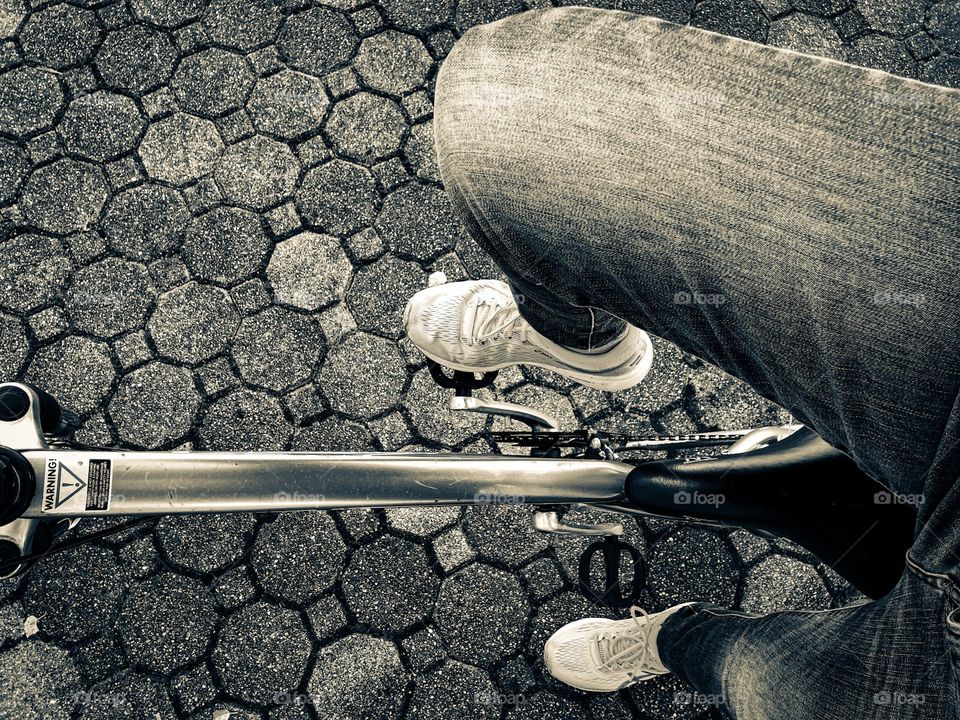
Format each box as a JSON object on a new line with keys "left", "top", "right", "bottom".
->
{"left": 0, "top": 360, "right": 915, "bottom": 604}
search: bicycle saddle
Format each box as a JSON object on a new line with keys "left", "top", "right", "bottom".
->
{"left": 625, "top": 427, "right": 916, "bottom": 598}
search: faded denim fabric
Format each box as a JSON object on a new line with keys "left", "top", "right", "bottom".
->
{"left": 433, "top": 7, "right": 960, "bottom": 719}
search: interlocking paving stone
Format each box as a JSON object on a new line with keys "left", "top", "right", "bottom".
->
{"left": 65, "top": 257, "right": 155, "bottom": 338}
{"left": 204, "top": 0, "right": 283, "bottom": 51}
{"left": 95, "top": 24, "right": 178, "bottom": 94}
{"left": 19, "top": 3, "right": 100, "bottom": 70}
{"left": 464, "top": 505, "right": 550, "bottom": 567}
{"left": 768, "top": 12, "right": 846, "bottom": 60}
{"left": 268, "top": 231, "right": 351, "bottom": 310}
{"left": 251, "top": 511, "right": 347, "bottom": 603}
{"left": 308, "top": 634, "right": 407, "bottom": 720}
{"left": 0, "top": 312, "right": 28, "bottom": 379}
{"left": 172, "top": 47, "right": 256, "bottom": 118}
{"left": 22, "top": 545, "right": 127, "bottom": 642}
{"left": 741, "top": 555, "right": 833, "bottom": 613}
{"left": 58, "top": 92, "right": 146, "bottom": 163}
{"left": 647, "top": 527, "right": 740, "bottom": 607}
{"left": 148, "top": 281, "right": 240, "bottom": 363}
{"left": 355, "top": 30, "right": 433, "bottom": 95}
{"left": 858, "top": 0, "right": 925, "bottom": 37}
{"left": 198, "top": 387, "right": 294, "bottom": 449}
{"left": 215, "top": 134, "right": 301, "bottom": 210}
{"left": 376, "top": 182, "right": 461, "bottom": 263}
{"left": 435, "top": 563, "right": 529, "bottom": 666}
{"left": 183, "top": 205, "right": 270, "bottom": 285}
{"left": 138, "top": 113, "right": 225, "bottom": 186}
{"left": 0, "top": 233, "right": 72, "bottom": 313}
{"left": 20, "top": 158, "right": 109, "bottom": 234}
{"left": 118, "top": 572, "right": 217, "bottom": 674}
{"left": 278, "top": 6, "right": 359, "bottom": 77}
{"left": 347, "top": 253, "right": 427, "bottom": 338}
{"left": 403, "top": 365, "right": 486, "bottom": 445}
{"left": 0, "top": 66, "right": 62, "bottom": 137}
{"left": 0, "top": 642, "right": 81, "bottom": 720}
{"left": 319, "top": 331, "right": 408, "bottom": 417}
{"left": 403, "top": 120, "right": 440, "bottom": 182}
{"left": 691, "top": 0, "right": 768, "bottom": 42}
{"left": 407, "top": 661, "right": 499, "bottom": 720}
{"left": 232, "top": 306, "right": 323, "bottom": 391}
{"left": 212, "top": 601, "right": 312, "bottom": 705}
{"left": 325, "top": 92, "right": 407, "bottom": 164}
{"left": 109, "top": 362, "right": 200, "bottom": 446}
{"left": 26, "top": 335, "right": 114, "bottom": 413}
{"left": 296, "top": 159, "right": 378, "bottom": 236}
{"left": 0, "top": 139, "right": 29, "bottom": 204}
{"left": 130, "top": 0, "right": 205, "bottom": 28}
{"left": 248, "top": 70, "right": 329, "bottom": 141}
{"left": 848, "top": 33, "right": 917, "bottom": 76}
{"left": 929, "top": 0, "right": 960, "bottom": 56}
{"left": 102, "top": 182, "right": 190, "bottom": 261}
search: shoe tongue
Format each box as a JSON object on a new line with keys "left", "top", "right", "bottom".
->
{"left": 597, "top": 634, "right": 641, "bottom": 665}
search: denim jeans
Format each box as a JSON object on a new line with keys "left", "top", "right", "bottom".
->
{"left": 434, "top": 7, "right": 960, "bottom": 719}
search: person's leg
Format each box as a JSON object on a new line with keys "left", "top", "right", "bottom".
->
{"left": 428, "top": 7, "right": 960, "bottom": 718}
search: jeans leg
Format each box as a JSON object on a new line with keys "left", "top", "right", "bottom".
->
{"left": 657, "top": 570, "right": 953, "bottom": 719}
{"left": 433, "top": 7, "right": 960, "bottom": 508}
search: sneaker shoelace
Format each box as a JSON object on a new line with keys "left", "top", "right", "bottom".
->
{"left": 596, "top": 606, "right": 656, "bottom": 676}
{"left": 461, "top": 291, "right": 528, "bottom": 345}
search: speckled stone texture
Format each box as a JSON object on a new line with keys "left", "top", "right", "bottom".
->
{"left": 0, "top": 0, "right": 950, "bottom": 717}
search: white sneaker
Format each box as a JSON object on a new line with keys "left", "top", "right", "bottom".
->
{"left": 402, "top": 278, "right": 653, "bottom": 392}
{"left": 543, "top": 604, "right": 695, "bottom": 692}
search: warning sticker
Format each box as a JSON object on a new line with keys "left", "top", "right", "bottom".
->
{"left": 42, "top": 457, "right": 112, "bottom": 514}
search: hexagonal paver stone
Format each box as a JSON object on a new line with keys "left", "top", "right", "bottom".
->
{"left": 78, "top": 672, "right": 175, "bottom": 720}
{"left": 848, "top": 35, "right": 916, "bottom": 76}
{"left": 464, "top": 505, "right": 549, "bottom": 568}
{"left": 326, "top": 92, "right": 406, "bottom": 164}
{"left": 109, "top": 362, "right": 200, "bottom": 447}
{"left": 57, "top": 91, "right": 146, "bottom": 162}
{"left": 65, "top": 257, "right": 155, "bottom": 338}
{"left": 198, "top": 388, "right": 293, "bottom": 449}
{"left": 691, "top": 0, "right": 768, "bottom": 43}
{"left": 0, "top": 66, "right": 63, "bottom": 137}
{"left": 924, "top": 56, "right": 960, "bottom": 89}
{"left": 376, "top": 183, "right": 461, "bottom": 262}
{"left": 232, "top": 306, "right": 323, "bottom": 391}
{"left": 267, "top": 231, "right": 351, "bottom": 310}
{"left": 403, "top": 120, "right": 439, "bottom": 182}
{"left": 0, "top": 139, "right": 29, "bottom": 204}
{"left": 293, "top": 416, "right": 374, "bottom": 451}
{"left": 403, "top": 366, "right": 486, "bottom": 446}
{"left": 435, "top": 564, "right": 529, "bottom": 666}
{"left": 172, "top": 48, "right": 255, "bottom": 117}
{"left": 319, "top": 332, "right": 407, "bottom": 417}
{"left": 19, "top": 159, "right": 108, "bottom": 234}
{"left": 308, "top": 635, "right": 405, "bottom": 720}
{"left": 355, "top": 31, "right": 432, "bottom": 95}
{"left": 156, "top": 513, "right": 257, "bottom": 573}
{"left": 215, "top": 135, "right": 300, "bottom": 210}
{"left": 342, "top": 536, "right": 440, "bottom": 632}
{"left": 95, "top": 25, "right": 177, "bottom": 94}
{"left": 118, "top": 573, "right": 217, "bottom": 674}
{"left": 247, "top": 70, "right": 328, "bottom": 140}
{"left": 212, "top": 601, "right": 311, "bottom": 705}
{"left": 347, "top": 254, "right": 427, "bottom": 338}
{"left": 295, "top": 160, "right": 377, "bottom": 236}
{"left": 19, "top": 3, "right": 101, "bottom": 69}
{"left": 0, "top": 233, "right": 72, "bottom": 313}
{"left": 25, "top": 335, "right": 113, "bottom": 413}
{"left": 647, "top": 527, "right": 740, "bottom": 607}
{"left": 768, "top": 13, "right": 845, "bottom": 61}
{"left": 381, "top": 0, "right": 452, "bottom": 32}
{"left": 203, "top": 0, "right": 281, "bottom": 50}
{"left": 251, "top": 511, "right": 347, "bottom": 602}
{"left": 859, "top": 0, "right": 925, "bottom": 37}
{"left": 0, "top": 312, "right": 28, "bottom": 379}
{"left": 455, "top": 0, "right": 522, "bottom": 34}
{"left": 930, "top": 1, "right": 960, "bottom": 55}
{"left": 741, "top": 555, "right": 832, "bottom": 614}
{"left": 182, "top": 205, "right": 269, "bottom": 284}
{"left": 130, "top": 0, "right": 205, "bottom": 28}
{"left": 23, "top": 545, "right": 127, "bottom": 642}
{"left": 407, "top": 662, "right": 498, "bottom": 720}
{"left": 386, "top": 506, "right": 460, "bottom": 538}
{"left": 0, "top": 642, "right": 80, "bottom": 719}
{"left": 139, "top": 113, "right": 225, "bottom": 186}
{"left": 148, "top": 281, "right": 239, "bottom": 363}
{"left": 103, "top": 183, "right": 190, "bottom": 261}
{"left": 278, "top": 6, "right": 358, "bottom": 77}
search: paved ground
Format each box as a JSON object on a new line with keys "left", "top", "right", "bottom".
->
{"left": 0, "top": 0, "right": 956, "bottom": 718}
